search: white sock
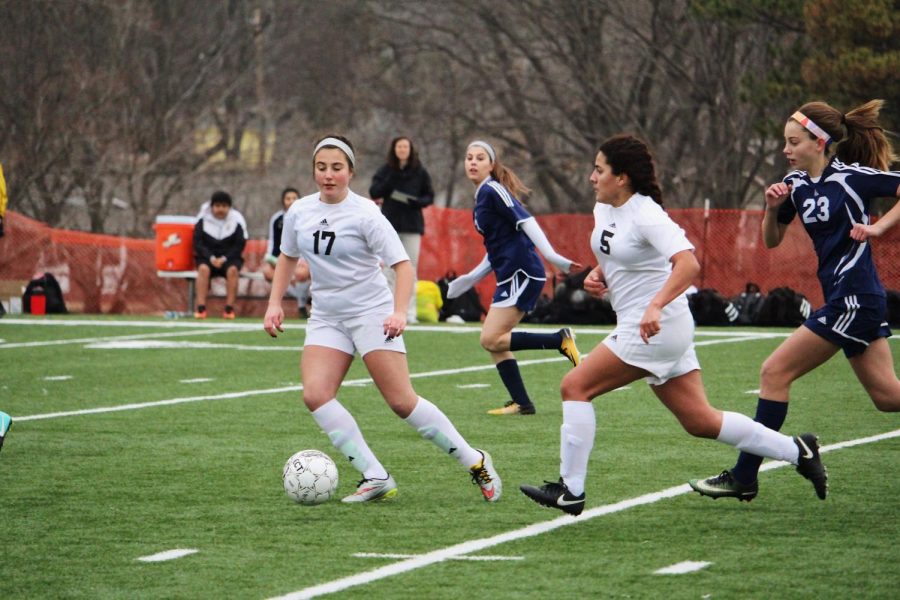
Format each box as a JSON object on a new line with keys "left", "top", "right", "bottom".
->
{"left": 560, "top": 400, "right": 596, "bottom": 496}
{"left": 717, "top": 411, "right": 800, "bottom": 464}
{"left": 404, "top": 397, "right": 482, "bottom": 467}
{"left": 311, "top": 399, "right": 389, "bottom": 479}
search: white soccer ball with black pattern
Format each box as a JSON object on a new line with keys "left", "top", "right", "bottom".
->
{"left": 282, "top": 449, "right": 339, "bottom": 505}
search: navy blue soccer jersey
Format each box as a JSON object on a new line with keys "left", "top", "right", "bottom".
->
{"left": 777, "top": 158, "right": 900, "bottom": 302}
{"left": 473, "top": 177, "right": 545, "bottom": 282}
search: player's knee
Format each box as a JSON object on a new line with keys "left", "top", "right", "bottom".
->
{"left": 479, "top": 333, "right": 500, "bottom": 353}
{"left": 759, "top": 358, "right": 790, "bottom": 388}
{"left": 197, "top": 263, "right": 211, "bottom": 275}
{"left": 560, "top": 372, "right": 586, "bottom": 400}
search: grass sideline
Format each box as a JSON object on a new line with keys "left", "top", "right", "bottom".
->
{"left": 1, "top": 316, "right": 898, "bottom": 599}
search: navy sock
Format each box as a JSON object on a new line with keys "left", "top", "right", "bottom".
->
{"left": 731, "top": 398, "right": 789, "bottom": 484}
{"left": 509, "top": 331, "right": 563, "bottom": 351}
{"left": 496, "top": 359, "right": 533, "bottom": 407}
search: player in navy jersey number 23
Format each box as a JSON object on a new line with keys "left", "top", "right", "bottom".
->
{"left": 691, "top": 100, "right": 900, "bottom": 502}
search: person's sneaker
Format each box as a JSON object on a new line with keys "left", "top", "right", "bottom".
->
{"left": 0, "top": 411, "right": 11, "bottom": 454}
{"left": 558, "top": 327, "right": 581, "bottom": 367}
{"left": 520, "top": 478, "right": 585, "bottom": 516}
{"left": 794, "top": 433, "right": 828, "bottom": 500}
{"left": 688, "top": 470, "right": 759, "bottom": 502}
{"left": 470, "top": 450, "right": 502, "bottom": 502}
{"left": 194, "top": 305, "right": 207, "bottom": 320}
{"left": 222, "top": 309, "right": 236, "bottom": 320}
{"left": 487, "top": 400, "right": 536, "bottom": 416}
{"left": 341, "top": 474, "right": 398, "bottom": 503}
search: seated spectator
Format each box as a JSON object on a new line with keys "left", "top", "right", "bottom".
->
{"left": 262, "top": 187, "right": 312, "bottom": 318}
{"left": 193, "top": 190, "right": 247, "bottom": 319}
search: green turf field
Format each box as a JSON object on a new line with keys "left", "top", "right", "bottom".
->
{"left": 1, "top": 316, "right": 897, "bottom": 599}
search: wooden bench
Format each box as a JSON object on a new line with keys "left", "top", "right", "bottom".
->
{"left": 157, "top": 270, "right": 267, "bottom": 313}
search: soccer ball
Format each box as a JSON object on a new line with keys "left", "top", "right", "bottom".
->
{"left": 282, "top": 449, "right": 339, "bottom": 505}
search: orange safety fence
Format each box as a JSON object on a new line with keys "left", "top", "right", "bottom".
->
{"left": 1, "top": 207, "right": 898, "bottom": 317}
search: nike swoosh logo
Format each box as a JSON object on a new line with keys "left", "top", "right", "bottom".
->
{"left": 556, "top": 494, "right": 584, "bottom": 507}
{"left": 797, "top": 437, "right": 814, "bottom": 459}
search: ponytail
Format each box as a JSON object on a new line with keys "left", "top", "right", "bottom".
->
{"left": 793, "top": 100, "right": 896, "bottom": 170}
{"left": 492, "top": 162, "right": 531, "bottom": 200}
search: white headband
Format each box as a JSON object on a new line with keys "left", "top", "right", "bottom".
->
{"left": 314, "top": 137, "right": 356, "bottom": 167}
{"left": 468, "top": 140, "right": 496, "bottom": 163}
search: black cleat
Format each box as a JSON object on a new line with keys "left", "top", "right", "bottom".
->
{"left": 794, "top": 433, "right": 828, "bottom": 500}
{"left": 689, "top": 470, "right": 759, "bottom": 502}
{"left": 520, "top": 478, "right": 585, "bottom": 516}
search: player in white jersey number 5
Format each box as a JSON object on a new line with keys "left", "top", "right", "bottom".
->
{"left": 521, "top": 135, "right": 827, "bottom": 516}
{"left": 264, "top": 135, "right": 501, "bottom": 504}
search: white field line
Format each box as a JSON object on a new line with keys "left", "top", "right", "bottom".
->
{"left": 85, "top": 340, "right": 302, "bottom": 351}
{"left": 11, "top": 355, "right": 574, "bottom": 422}
{"left": 136, "top": 548, "right": 198, "bottom": 562}
{"left": 654, "top": 561, "right": 712, "bottom": 575}
{"left": 269, "top": 429, "right": 900, "bottom": 600}
{"left": 352, "top": 552, "right": 523, "bottom": 562}
{"left": 12, "top": 332, "right": 780, "bottom": 423}
{"left": 0, "top": 328, "right": 235, "bottom": 349}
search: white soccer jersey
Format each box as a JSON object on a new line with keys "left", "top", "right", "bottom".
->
{"left": 590, "top": 193, "right": 694, "bottom": 320}
{"left": 281, "top": 190, "right": 409, "bottom": 319}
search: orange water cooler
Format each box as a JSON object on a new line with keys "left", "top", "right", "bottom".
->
{"left": 154, "top": 216, "right": 196, "bottom": 271}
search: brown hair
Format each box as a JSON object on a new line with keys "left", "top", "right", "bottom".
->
{"left": 793, "top": 100, "right": 896, "bottom": 171}
{"left": 492, "top": 161, "right": 531, "bottom": 200}
{"left": 386, "top": 136, "right": 421, "bottom": 171}
{"left": 598, "top": 134, "right": 663, "bottom": 206}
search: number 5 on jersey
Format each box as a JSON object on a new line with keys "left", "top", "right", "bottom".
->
{"left": 599, "top": 230, "right": 614, "bottom": 255}
{"left": 313, "top": 230, "right": 335, "bottom": 255}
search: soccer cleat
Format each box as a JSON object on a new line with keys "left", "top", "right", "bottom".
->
{"left": 470, "top": 450, "right": 502, "bottom": 502}
{"left": 794, "top": 433, "right": 828, "bottom": 500}
{"left": 558, "top": 327, "right": 581, "bottom": 367}
{"left": 0, "top": 411, "right": 11, "bottom": 454}
{"left": 688, "top": 470, "right": 759, "bottom": 502}
{"left": 520, "top": 478, "right": 585, "bottom": 516}
{"left": 341, "top": 474, "right": 398, "bottom": 503}
{"left": 222, "top": 309, "right": 236, "bottom": 320}
{"left": 193, "top": 306, "right": 207, "bottom": 320}
{"left": 487, "top": 400, "right": 535, "bottom": 416}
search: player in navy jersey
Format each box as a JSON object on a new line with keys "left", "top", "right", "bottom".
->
{"left": 264, "top": 135, "right": 501, "bottom": 504}
{"left": 691, "top": 100, "right": 900, "bottom": 502}
{"left": 447, "top": 140, "right": 582, "bottom": 416}
{"left": 261, "top": 187, "right": 311, "bottom": 317}
{"left": 520, "top": 135, "right": 826, "bottom": 516}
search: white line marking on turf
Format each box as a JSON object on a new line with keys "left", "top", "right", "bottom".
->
{"left": 745, "top": 389, "right": 761, "bottom": 395}
{"left": 0, "top": 328, "right": 235, "bottom": 349}
{"left": 353, "top": 552, "right": 523, "bottom": 562}
{"left": 43, "top": 375, "right": 73, "bottom": 381}
{"left": 11, "top": 333, "right": 780, "bottom": 423}
{"left": 267, "top": 429, "right": 900, "bottom": 600}
{"left": 654, "top": 561, "right": 711, "bottom": 575}
{"left": 136, "top": 548, "right": 198, "bottom": 562}
{"left": 86, "top": 340, "right": 301, "bottom": 351}
{"left": 180, "top": 378, "right": 214, "bottom": 384}
{"left": 457, "top": 383, "right": 490, "bottom": 389}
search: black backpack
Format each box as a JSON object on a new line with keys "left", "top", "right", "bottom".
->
{"left": 755, "top": 287, "right": 810, "bottom": 326}
{"left": 23, "top": 272, "right": 68, "bottom": 314}
{"left": 688, "top": 288, "right": 738, "bottom": 326}
{"left": 885, "top": 289, "right": 900, "bottom": 327}
{"left": 437, "top": 273, "right": 486, "bottom": 322}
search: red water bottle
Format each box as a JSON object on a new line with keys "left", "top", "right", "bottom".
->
{"left": 31, "top": 290, "right": 47, "bottom": 315}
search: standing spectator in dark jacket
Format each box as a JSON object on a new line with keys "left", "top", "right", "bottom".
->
{"left": 193, "top": 190, "right": 247, "bottom": 319}
{"left": 369, "top": 137, "right": 435, "bottom": 323}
